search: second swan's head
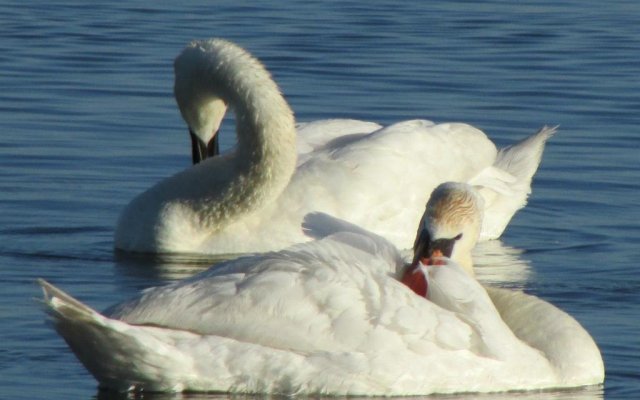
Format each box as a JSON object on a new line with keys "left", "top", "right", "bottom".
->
{"left": 412, "top": 182, "right": 484, "bottom": 276}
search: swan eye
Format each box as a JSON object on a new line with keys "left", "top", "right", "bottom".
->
{"left": 454, "top": 233, "right": 463, "bottom": 241}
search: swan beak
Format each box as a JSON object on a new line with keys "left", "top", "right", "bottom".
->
{"left": 402, "top": 229, "right": 459, "bottom": 297}
{"left": 190, "top": 129, "right": 220, "bottom": 164}
{"left": 412, "top": 229, "right": 457, "bottom": 266}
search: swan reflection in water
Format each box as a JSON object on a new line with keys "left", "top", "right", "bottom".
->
{"left": 473, "top": 240, "right": 533, "bottom": 288}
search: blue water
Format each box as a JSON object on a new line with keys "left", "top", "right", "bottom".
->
{"left": 1, "top": 0, "right": 638, "bottom": 398}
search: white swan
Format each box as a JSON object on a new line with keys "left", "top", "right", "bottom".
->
{"left": 114, "top": 38, "right": 555, "bottom": 255}
{"left": 42, "top": 182, "right": 604, "bottom": 395}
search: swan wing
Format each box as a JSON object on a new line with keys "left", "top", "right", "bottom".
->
{"left": 296, "top": 119, "right": 382, "bottom": 161}
{"left": 302, "top": 211, "right": 406, "bottom": 268}
{"left": 107, "top": 236, "right": 461, "bottom": 354}
{"left": 197, "top": 121, "right": 500, "bottom": 254}
{"left": 41, "top": 278, "right": 381, "bottom": 393}
{"left": 282, "top": 121, "right": 497, "bottom": 249}
{"left": 38, "top": 274, "right": 474, "bottom": 395}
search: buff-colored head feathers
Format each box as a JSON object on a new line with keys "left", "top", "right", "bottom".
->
{"left": 416, "top": 182, "right": 485, "bottom": 275}
{"left": 425, "top": 182, "right": 484, "bottom": 237}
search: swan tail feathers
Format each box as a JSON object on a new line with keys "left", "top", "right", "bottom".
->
{"left": 494, "top": 125, "right": 557, "bottom": 185}
{"left": 38, "top": 279, "right": 194, "bottom": 392}
{"left": 39, "top": 278, "right": 98, "bottom": 322}
{"left": 472, "top": 126, "right": 555, "bottom": 240}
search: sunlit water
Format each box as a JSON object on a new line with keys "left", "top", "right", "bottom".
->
{"left": 1, "top": 1, "right": 638, "bottom": 399}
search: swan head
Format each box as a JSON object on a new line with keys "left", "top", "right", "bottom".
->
{"left": 401, "top": 182, "right": 483, "bottom": 297}
{"left": 412, "top": 182, "right": 484, "bottom": 276}
{"left": 174, "top": 44, "right": 228, "bottom": 164}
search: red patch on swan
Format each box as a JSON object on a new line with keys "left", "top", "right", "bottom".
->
{"left": 401, "top": 263, "right": 428, "bottom": 297}
{"left": 401, "top": 257, "right": 446, "bottom": 298}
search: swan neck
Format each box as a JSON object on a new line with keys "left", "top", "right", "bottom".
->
{"left": 457, "top": 252, "right": 475, "bottom": 276}
{"left": 175, "top": 39, "right": 297, "bottom": 232}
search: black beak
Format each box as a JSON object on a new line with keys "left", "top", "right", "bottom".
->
{"left": 190, "top": 129, "right": 220, "bottom": 164}
{"left": 412, "top": 229, "right": 461, "bottom": 265}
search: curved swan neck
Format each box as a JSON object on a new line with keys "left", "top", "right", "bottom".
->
{"left": 174, "top": 39, "right": 297, "bottom": 228}
{"left": 176, "top": 38, "right": 296, "bottom": 168}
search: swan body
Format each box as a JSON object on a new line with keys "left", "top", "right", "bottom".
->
{"left": 44, "top": 183, "right": 603, "bottom": 395}
{"left": 114, "top": 38, "right": 555, "bottom": 255}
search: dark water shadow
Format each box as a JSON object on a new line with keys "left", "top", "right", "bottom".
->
{"left": 93, "top": 384, "right": 604, "bottom": 400}
{"left": 111, "top": 249, "right": 250, "bottom": 291}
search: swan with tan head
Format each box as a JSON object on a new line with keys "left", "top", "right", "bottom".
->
{"left": 45, "top": 182, "right": 604, "bottom": 395}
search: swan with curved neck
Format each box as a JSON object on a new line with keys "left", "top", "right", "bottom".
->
{"left": 115, "top": 39, "right": 297, "bottom": 252}
{"left": 115, "top": 38, "right": 555, "bottom": 255}
{"left": 42, "top": 182, "right": 604, "bottom": 395}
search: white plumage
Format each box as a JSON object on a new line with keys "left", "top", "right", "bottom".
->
{"left": 114, "top": 38, "right": 554, "bottom": 255}
{"left": 43, "top": 183, "right": 603, "bottom": 395}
